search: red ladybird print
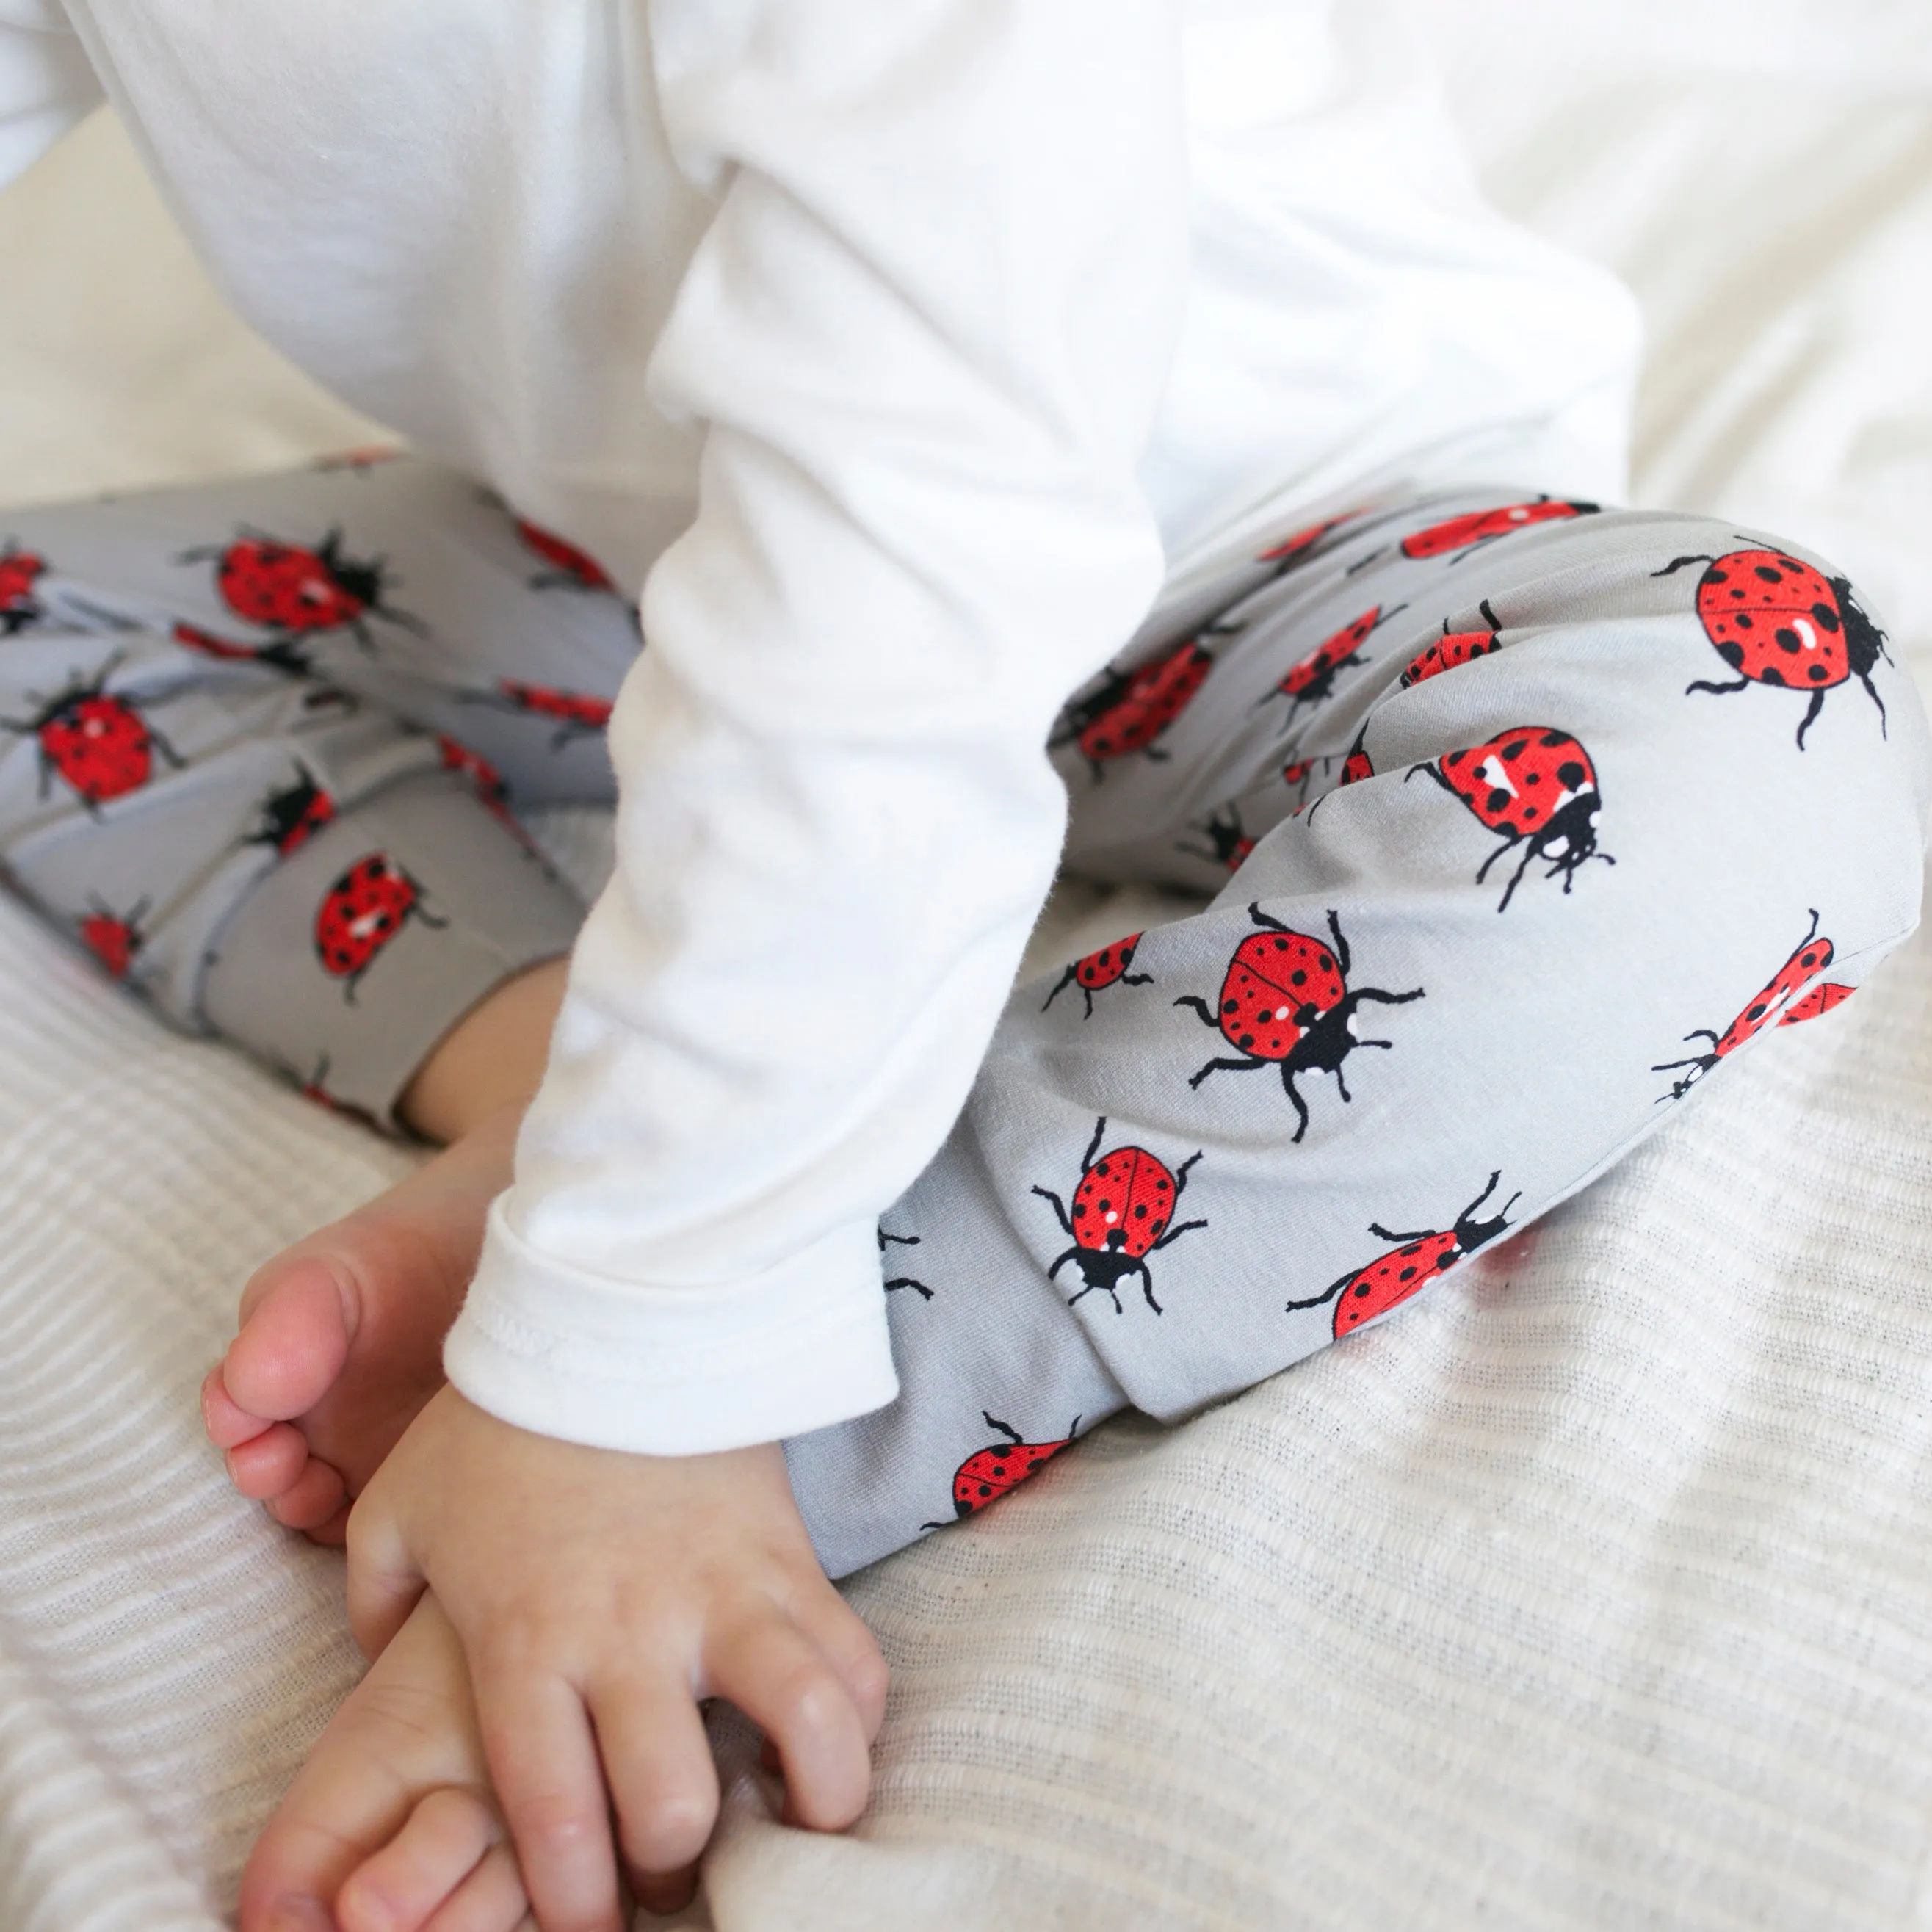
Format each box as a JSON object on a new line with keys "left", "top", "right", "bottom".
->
{"left": 1176, "top": 804, "right": 1255, "bottom": 871}
{"left": 1655, "top": 548, "right": 1889, "bottom": 750}
{"left": 1042, "top": 932, "right": 1152, "bottom": 1019}
{"left": 514, "top": 516, "right": 620, "bottom": 594}
{"left": 1654, "top": 910, "right": 1834, "bottom": 1098}
{"left": 1780, "top": 981, "right": 1854, "bottom": 1027}
{"left": 487, "top": 679, "right": 615, "bottom": 748}
{"left": 1410, "top": 726, "right": 1612, "bottom": 912}
{"left": 249, "top": 764, "right": 336, "bottom": 858}
{"left": 1298, "top": 729, "right": 1374, "bottom": 824}
{"left": 1288, "top": 1171, "right": 1520, "bottom": 1339}
{"left": 1031, "top": 1115, "right": 1206, "bottom": 1314}
{"left": 78, "top": 896, "right": 149, "bottom": 980}
{"left": 1, "top": 544, "right": 48, "bottom": 634}
{"left": 172, "top": 620, "right": 311, "bottom": 676}
{"left": 1258, "top": 604, "right": 1403, "bottom": 729}
{"left": 2, "top": 661, "right": 181, "bottom": 808}
{"left": 878, "top": 1228, "right": 933, "bottom": 1300}
{"left": 181, "top": 526, "right": 423, "bottom": 648}
{"left": 1175, "top": 904, "right": 1424, "bottom": 1142}
{"left": 1401, "top": 600, "right": 1505, "bottom": 690}
{"left": 1051, "top": 637, "right": 1218, "bottom": 781}
{"left": 1399, "top": 499, "right": 1596, "bottom": 562}
{"left": 311, "top": 446, "right": 403, "bottom": 473}
{"left": 925, "top": 1411, "right": 1081, "bottom": 1526}
{"left": 1259, "top": 511, "right": 1361, "bottom": 574}
{"left": 299, "top": 1054, "right": 380, "bottom": 1127}
{"left": 437, "top": 735, "right": 511, "bottom": 813}
{"left": 313, "top": 852, "right": 446, "bottom": 1000}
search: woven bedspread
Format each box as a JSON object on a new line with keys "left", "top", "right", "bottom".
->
{"left": 5, "top": 3, "right": 1932, "bottom": 1925}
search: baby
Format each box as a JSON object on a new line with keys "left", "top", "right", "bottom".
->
{"left": 3, "top": 3, "right": 1926, "bottom": 1929}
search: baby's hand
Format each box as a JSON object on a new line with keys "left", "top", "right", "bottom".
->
{"left": 345, "top": 1386, "right": 888, "bottom": 1925}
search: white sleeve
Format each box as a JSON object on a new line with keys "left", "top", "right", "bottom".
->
{"left": 443, "top": 0, "right": 1189, "bottom": 1455}
{"left": 0, "top": 0, "right": 99, "bottom": 189}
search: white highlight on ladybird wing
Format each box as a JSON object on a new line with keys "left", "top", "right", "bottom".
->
{"left": 1795, "top": 617, "right": 1818, "bottom": 650}
{"left": 1476, "top": 754, "right": 1518, "bottom": 796}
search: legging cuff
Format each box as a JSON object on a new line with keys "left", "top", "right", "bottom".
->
{"left": 198, "top": 770, "right": 584, "bottom": 1130}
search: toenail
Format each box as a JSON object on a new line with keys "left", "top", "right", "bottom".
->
{"left": 264, "top": 1897, "right": 334, "bottom": 1932}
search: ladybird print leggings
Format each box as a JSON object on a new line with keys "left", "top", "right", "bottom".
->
{"left": 2, "top": 460, "right": 1926, "bottom": 1577}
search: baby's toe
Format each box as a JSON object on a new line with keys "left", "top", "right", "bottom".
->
{"left": 239, "top": 1595, "right": 488, "bottom": 1932}
{"left": 422, "top": 1845, "right": 533, "bottom": 1932}
{"left": 203, "top": 1364, "right": 273, "bottom": 1449}
{"left": 225, "top": 1422, "right": 312, "bottom": 1499}
{"left": 338, "top": 1786, "right": 510, "bottom": 1932}
{"left": 266, "top": 1455, "right": 349, "bottom": 1533}
{"left": 225, "top": 1258, "right": 356, "bottom": 1423}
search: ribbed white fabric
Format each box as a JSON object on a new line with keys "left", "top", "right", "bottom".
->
{"left": 7, "top": 4, "right": 1932, "bottom": 1926}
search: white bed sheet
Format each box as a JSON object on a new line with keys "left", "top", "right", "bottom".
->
{"left": 5, "top": 4, "right": 1932, "bottom": 1925}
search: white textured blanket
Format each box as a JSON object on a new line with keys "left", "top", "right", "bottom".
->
{"left": 5, "top": 4, "right": 1932, "bottom": 1926}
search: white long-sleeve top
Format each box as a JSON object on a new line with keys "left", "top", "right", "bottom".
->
{"left": 1, "top": 0, "right": 1641, "bottom": 1454}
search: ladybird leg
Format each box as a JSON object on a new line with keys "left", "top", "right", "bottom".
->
{"left": 1032, "top": 1187, "right": 1076, "bottom": 1236}
{"left": 1403, "top": 761, "right": 1456, "bottom": 797}
{"left": 1325, "top": 907, "right": 1352, "bottom": 977}
{"left": 1794, "top": 687, "right": 1833, "bottom": 750}
{"left": 1148, "top": 1218, "right": 1206, "bottom": 1254}
{"left": 1650, "top": 552, "right": 1717, "bottom": 579}
{"left": 1066, "top": 1280, "right": 1124, "bottom": 1314}
{"left": 1684, "top": 676, "right": 1751, "bottom": 698}
{"left": 1285, "top": 1269, "right": 1354, "bottom": 1314}
{"left": 1123, "top": 972, "right": 1154, "bottom": 988}
{"left": 1473, "top": 834, "right": 1517, "bottom": 886}
{"left": 1079, "top": 1114, "right": 1109, "bottom": 1171}
{"left": 1281, "top": 1068, "right": 1311, "bottom": 1143}
{"left": 1041, "top": 967, "right": 1076, "bottom": 1013}
{"left": 1044, "top": 1243, "right": 1083, "bottom": 1283}
{"left": 1493, "top": 839, "right": 1544, "bottom": 914}
{"left": 1135, "top": 1265, "right": 1162, "bottom": 1317}
{"left": 883, "top": 1277, "right": 934, "bottom": 1300}
{"left": 144, "top": 717, "right": 185, "bottom": 770}
{"left": 1170, "top": 1149, "right": 1204, "bottom": 1198}
{"left": 1353, "top": 985, "right": 1426, "bottom": 1010}
{"left": 1187, "top": 1055, "right": 1265, "bottom": 1090}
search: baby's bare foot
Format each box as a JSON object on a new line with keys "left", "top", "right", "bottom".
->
{"left": 203, "top": 1104, "right": 518, "bottom": 1539}
{"left": 239, "top": 1592, "right": 532, "bottom": 1932}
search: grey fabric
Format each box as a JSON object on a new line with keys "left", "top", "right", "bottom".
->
{"left": 4, "top": 466, "right": 1926, "bottom": 1582}
{"left": 0, "top": 454, "right": 633, "bottom": 1120}
{"left": 786, "top": 491, "right": 1932, "bottom": 1577}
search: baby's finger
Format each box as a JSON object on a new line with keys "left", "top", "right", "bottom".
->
{"left": 706, "top": 1618, "right": 872, "bottom": 1832}
{"left": 473, "top": 1663, "right": 623, "bottom": 1932}
{"left": 344, "top": 1487, "right": 427, "bottom": 1658}
{"left": 792, "top": 1591, "right": 891, "bottom": 1744}
{"left": 421, "top": 1842, "right": 531, "bottom": 1932}
{"left": 336, "top": 1785, "right": 498, "bottom": 1932}
{"left": 588, "top": 1669, "right": 718, "bottom": 1883}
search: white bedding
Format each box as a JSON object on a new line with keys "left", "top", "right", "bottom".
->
{"left": 5, "top": 4, "right": 1932, "bottom": 1925}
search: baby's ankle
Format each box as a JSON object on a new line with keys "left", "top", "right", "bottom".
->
{"left": 397, "top": 956, "right": 568, "bottom": 1143}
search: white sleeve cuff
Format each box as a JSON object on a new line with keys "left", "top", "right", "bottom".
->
{"left": 443, "top": 1201, "right": 899, "bottom": 1455}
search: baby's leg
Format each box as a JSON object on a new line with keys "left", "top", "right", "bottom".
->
{"left": 206, "top": 956, "right": 568, "bottom": 1535}
{"left": 237, "top": 1591, "right": 535, "bottom": 1932}
{"left": 1, "top": 457, "right": 636, "bottom": 1528}
{"left": 786, "top": 491, "right": 1932, "bottom": 1577}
